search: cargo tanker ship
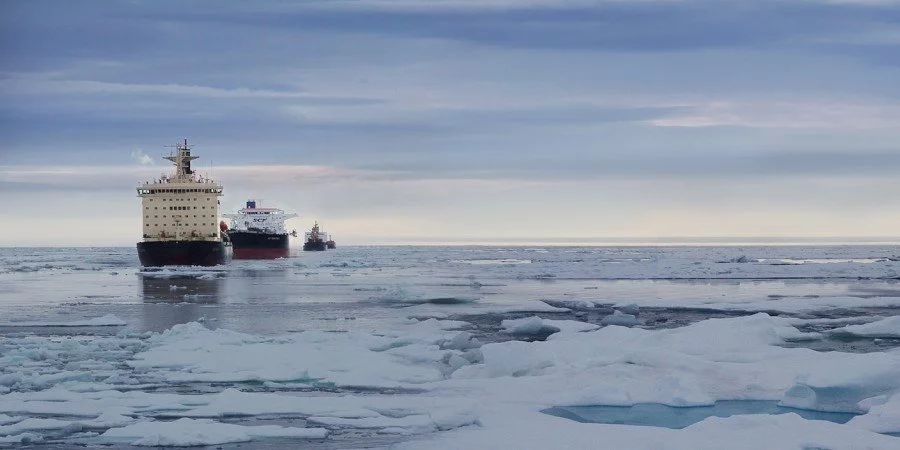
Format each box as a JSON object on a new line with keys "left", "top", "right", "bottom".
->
{"left": 223, "top": 200, "right": 298, "bottom": 259}
{"left": 303, "top": 222, "right": 328, "bottom": 251}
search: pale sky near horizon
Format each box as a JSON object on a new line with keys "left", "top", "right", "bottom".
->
{"left": 2, "top": 0, "right": 900, "bottom": 246}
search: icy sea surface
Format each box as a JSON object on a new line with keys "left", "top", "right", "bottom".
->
{"left": 1, "top": 245, "right": 900, "bottom": 449}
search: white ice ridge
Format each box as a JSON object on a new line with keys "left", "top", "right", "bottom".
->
{"left": 394, "top": 410, "right": 900, "bottom": 450}
{"left": 849, "top": 393, "right": 900, "bottom": 434}
{"left": 828, "top": 316, "right": 900, "bottom": 338}
{"left": 501, "top": 316, "right": 599, "bottom": 336}
{"left": 97, "top": 418, "right": 327, "bottom": 446}
{"left": 612, "top": 294, "right": 900, "bottom": 313}
{"left": 138, "top": 267, "right": 227, "bottom": 279}
{"left": 2, "top": 314, "right": 900, "bottom": 447}
{"left": 0, "top": 314, "right": 126, "bottom": 327}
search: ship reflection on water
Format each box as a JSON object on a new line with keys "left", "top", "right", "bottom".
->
{"left": 139, "top": 274, "right": 224, "bottom": 331}
{"left": 135, "top": 268, "right": 310, "bottom": 334}
{"left": 139, "top": 274, "right": 224, "bottom": 304}
{"left": 138, "top": 267, "right": 292, "bottom": 304}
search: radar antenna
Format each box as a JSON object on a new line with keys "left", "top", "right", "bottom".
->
{"left": 163, "top": 138, "right": 199, "bottom": 180}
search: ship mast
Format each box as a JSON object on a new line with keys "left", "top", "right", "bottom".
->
{"left": 163, "top": 139, "right": 199, "bottom": 181}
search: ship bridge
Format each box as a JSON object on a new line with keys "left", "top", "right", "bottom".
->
{"left": 136, "top": 140, "right": 224, "bottom": 242}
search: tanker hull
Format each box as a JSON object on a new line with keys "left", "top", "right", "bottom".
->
{"left": 230, "top": 231, "right": 290, "bottom": 259}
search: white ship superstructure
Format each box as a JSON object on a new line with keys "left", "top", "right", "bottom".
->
{"left": 223, "top": 200, "right": 297, "bottom": 234}
{"left": 136, "top": 140, "right": 224, "bottom": 242}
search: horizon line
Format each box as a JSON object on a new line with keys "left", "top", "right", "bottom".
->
{"left": 4, "top": 236, "right": 900, "bottom": 248}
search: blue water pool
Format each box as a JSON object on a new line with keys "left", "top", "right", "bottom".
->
{"left": 543, "top": 400, "right": 860, "bottom": 429}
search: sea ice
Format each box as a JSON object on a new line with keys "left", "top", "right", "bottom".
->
{"left": 439, "top": 331, "right": 482, "bottom": 350}
{"left": 779, "top": 353, "right": 900, "bottom": 413}
{"left": 601, "top": 310, "right": 640, "bottom": 326}
{"left": 716, "top": 255, "right": 757, "bottom": 263}
{"left": 0, "top": 415, "right": 18, "bottom": 425}
{"left": 501, "top": 316, "right": 599, "bottom": 336}
{"left": 0, "top": 432, "right": 41, "bottom": 444}
{"left": 829, "top": 316, "right": 900, "bottom": 339}
{"left": 501, "top": 316, "right": 559, "bottom": 336}
{"left": 138, "top": 268, "right": 227, "bottom": 279}
{"left": 3, "top": 285, "right": 900, "bottom": 450}
{"left": 392, "top": 409, "right": 900, "bottom": 450}
{"left": 125, "top": 321, "right": 491, "bottom": 387}
{"left": 0, "top": 314, "right": 126, "bottom": 327}
{"left": 849, "top": 393, "right": 900, "bottom": 434}
{"left": 96, "top": 417, "right": 327, "bottom": 446}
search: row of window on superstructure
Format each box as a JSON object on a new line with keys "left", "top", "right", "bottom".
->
{"left": 147, "top": 215, "right": 214, "bottom": 218}
{"left": 146, "top": 223, "right": 216, "bottom": 227}
{"left": 139, "top": 188, "right": 221, "bottom": 194}
{"left": 147, "top": 198, "right": 212, "bottom": 202}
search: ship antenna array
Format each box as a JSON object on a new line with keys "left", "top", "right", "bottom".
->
{"left": 162, "top": 138, "right": 199, "bottom": 180}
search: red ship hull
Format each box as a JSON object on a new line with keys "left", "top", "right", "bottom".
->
{"left": 233, "top": 247, "right": 290, "bottom": 259}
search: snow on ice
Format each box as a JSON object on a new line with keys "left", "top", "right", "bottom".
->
{"left": 1, "top": 312, "right": 899, "bottom": 447}
{"left": 828, "top": 316, "right": 900, "bottom": 339}
{"left": 3, "top": 246, "right": 900, "bottom": 447}
{"left": 0, "top": 314, "right": 126, "bottom": 327}
{"left": 97, "top": 418, "right": 327, "bottom": 446}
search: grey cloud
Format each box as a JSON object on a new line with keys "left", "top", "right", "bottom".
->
{"left": 3, "top": 149, "right": 900, "bottom": 196}
{"left": 7, "top": 1, "right": 899, "bottom": 72}
{"left": 3, "top": 0, "right": 899, "bottom": 181}
{"left": 100, "top": 1, "right": 900, "bottom": 55}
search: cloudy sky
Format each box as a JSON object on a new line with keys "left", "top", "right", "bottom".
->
{"left": 2, "top": 0, "right": 900, "bottom": 245}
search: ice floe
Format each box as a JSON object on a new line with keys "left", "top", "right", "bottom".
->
{"left": 0, "top": 314, "right": 126, "bottom": 327}
{"left": 393, "top": 409, "right": 900, "bottom": 450}
{"left": 849, "top": 393, "right": 900, "bottom": 434}
{"left": 138, "top": 267, "right": 228, "bottom": 279}
{"left": 95, "top": 417, "right": 327, "bottom": 446}
{"left": 600, "top": 310, "right": 641, "bottom": 326}
{"left": 501, "top": 316, "right": 598, "bottom": 336}
{"left": 829, "top": 316, "right": 900, "bottom": 339}
{"left": 2, "top": 313, "right": 900, "bottom": 447}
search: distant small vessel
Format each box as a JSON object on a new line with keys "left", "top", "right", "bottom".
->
{"left": 223, "top": 200, "right": 298, "bottom": 259}
{"left": 303, "top": 222, "right": 327, "bottom": 251}
{"left": 326, "top": 238, "right": 336, "bottom": 249}
{"left": 135, "top": 139, "right": 232, "bottom": 266}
